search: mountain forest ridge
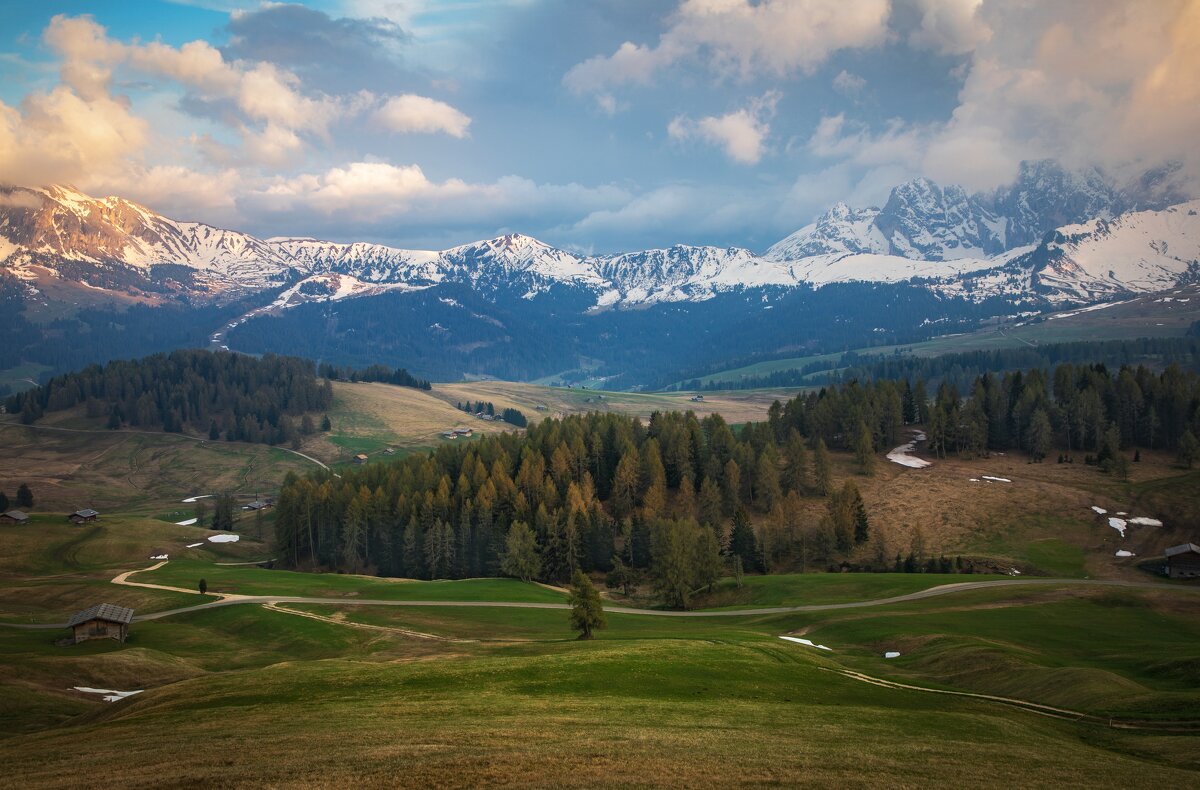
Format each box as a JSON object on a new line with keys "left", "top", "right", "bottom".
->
{"left": 2, "top": 159, "right": 1197, "bottom": 312}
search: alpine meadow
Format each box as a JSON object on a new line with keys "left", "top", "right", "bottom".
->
{"left": 2, "top": 1, "right": 1199, "bottom": 788}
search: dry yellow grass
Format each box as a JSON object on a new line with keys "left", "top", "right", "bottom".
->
{"left": 433, "top": 380, "right": 792, "bottom": 425}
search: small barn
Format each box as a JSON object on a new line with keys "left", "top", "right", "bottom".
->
{"left": 242, "top": 499, "right": 272, "bottom": 512}
{"left": 0, "top": 510, "right": 30, "bottom": 525}
{"left": 67, "top": 603, "right": 134, "bottom": 644}
{"left": 353, "top": 453, "right": 369, "bottom": 464}
{"left": 69, "top": 509, "right": 100, "bottom": 524}
{"left": 1165, "top": 543, "right": 1200, "bottom": 579}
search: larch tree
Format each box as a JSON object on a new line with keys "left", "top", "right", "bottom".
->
{"left": 568, "top": 569, "right": 606, "bottom": 639}
{"left": 813, "top": 439, "right": 833, "bottom": 496}
{"left": 501, "top": 521, "right": 541, "bottom": 582}
{"left": 854, "top": 421, "right": 875, "bottom": 476}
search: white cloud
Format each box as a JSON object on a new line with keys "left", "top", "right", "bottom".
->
{"left": 832, "top": 70, "right": 866, "bottom": 97}
{"left": 1, "top": 14, "right": 472, "bottom": 184}
{"left": 907, "top": 0, "right": 991, "bottom": 55}
{"left": 564, "top": 0, "right": 890, "bottom": 95}
{"left": 374, "top": 94, "right": 471, "bottom": 137}
{"left": 669, "top": 92, "right": 778, "bottom": 165}
{"left": 808, "top": 113, "right": 926, "bottom": 171}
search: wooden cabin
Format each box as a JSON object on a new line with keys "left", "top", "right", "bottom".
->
{"left": 0, "top": 510, "right": 30, "bottom": 525}
{"left": 67, "top": 603, "right": 134, "bottom": 644}
{"left": 353, "top": 453, "right": 369, "bottom": 464}
{"left": 1165, "top": 543, "right": 1200, "bottom": 579}
{"left": 69, "top": 509, "right": 100, "bottom": 524}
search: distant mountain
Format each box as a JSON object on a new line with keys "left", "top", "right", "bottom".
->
{"left": 1, "top": 161, "right": 1196, "bottom": 317}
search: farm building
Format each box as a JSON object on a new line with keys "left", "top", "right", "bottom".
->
{"left": 242, "top": 500, "right": 272, "bottom": 511}
{"left": 1165, "top": 543, "right": 1200, "bottom": 579}
{"left": 69, "top": 509, "right": 100, "bottom": 524}
{"left": 67, "top": 603, "right": 134, "bottom": 644}
{"left": 0, "top": 510, "right": 30, "bottom": 525}
{"left": 453, "top": 427, "right": 473, "bottom": 437}
{"left": 353, "top": 453, "right": 369, "bottom": 464}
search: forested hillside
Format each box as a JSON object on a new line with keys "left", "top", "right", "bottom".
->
{"left": 273, "top": 362, "right": 1200, "bottom": 604}
{"left": 5, "top": 349, "right": 333, "bottom": 446}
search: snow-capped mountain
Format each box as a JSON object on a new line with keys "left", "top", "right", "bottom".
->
{"left": 1029, "top": 200, "right": 1200, "bottom": 300}
{"left": 1, "top": 163, "right": 1197, "bottom": 314}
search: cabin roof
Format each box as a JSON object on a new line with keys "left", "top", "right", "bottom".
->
{"left": 72, "top": 509, "right": 100, "bottom": 518}
{"left": 2, "top": 510, "right": 29, "bottom": 520}
{"left": 67, "top": 603, "right": 134, "bottom": 628}
{"left": 1165, "top": 543, "right": 1200, "bottom": 558}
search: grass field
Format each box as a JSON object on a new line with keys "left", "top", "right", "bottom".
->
{"left": 2, "top": 371, "right": 1199, "bottom": 786}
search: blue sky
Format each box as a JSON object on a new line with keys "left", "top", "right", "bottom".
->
{"left": 0, "top": 0, "right": 1195, "bottom": 253}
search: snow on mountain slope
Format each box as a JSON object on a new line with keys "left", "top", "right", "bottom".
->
{"left": 764, "top": 203, "right": 887, "bottom": 261}
{"left": 438, "top": 233, "right": 602, "bottom": 291}
{"left": 593, "top": 245, "right": 793, "bottom": 306}
{"left": 269, "top": 237, "right": 442, "bottom": 285}
{"left": 786, "top": 250, "right": 1006, "bottom": 286}
{"left": 1032, "top": 200, "right": 1200, "bottom": 300}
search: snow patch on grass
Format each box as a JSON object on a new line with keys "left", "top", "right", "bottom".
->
{"left": 1108, "top": 517, "right": 1128, "bottom": 537}
{"left": 207, "top": 534, "right": 240, "bottom": 543}
{"left": 780, "top": 636, "right": 833, "bottom": 651}
{"left": 174, "top": 518, "right": 197, "bottom": 526}
{"left": 74, "top": 687, "right": 143, "bottom": 703}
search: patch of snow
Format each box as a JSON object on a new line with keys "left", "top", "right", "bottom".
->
{"left": 1115, "top": 550, "right": 1136, "bottom": 558}
{"left": 1116, "top": 511, "right": 1128, "bottom": 516}
{"left": 981, "top": 475, "right": 1011, "bottom": 483}
{"left": 150, "top": 554, "right": 168, "bottom": 560}
{"left": 1091, "top": 506, "right": 1107, "bottom": 515}
{"left": 887, "top": 430, "right": 931, "bottom": 469}
{"left": 182, "top": 495, "right": 212, "bottom": 503}
{"left": 779, "top": 636, "right": 833, "bottom": 651}
{"left": 185, "top": 542, "right": 204, "bottom": 548}
{"left": 969, "top": 478, "right": 981, "bottom": 482}
{"left": 1128, "top": 517, "right": 1162, "bottom": 527}
{"left": 207, "top": 534, "right": 240, "bottom": 543}
{"left": 174, "top": 518, "right": 198, "bottom": 526}
{"left": 74, "top": 687, "right": 143, "bottom": 703}
{"left": 884, "top": 651, "right": 901, "bottom": 659}
{"left": 1108, "top": 517, "right": 1128, "bottom": 537}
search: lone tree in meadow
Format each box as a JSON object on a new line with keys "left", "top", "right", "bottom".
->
{"left": 198, "top": 578, "right": 207, "bottom": 595}
{"left": 500, "top": 521, "right": 541, "bottom": 582}
{"left": 15, "top": 483, "right": 33, "bottom": 509}
{"left": 568, "top": 569, "right": 606, "bottom": 639}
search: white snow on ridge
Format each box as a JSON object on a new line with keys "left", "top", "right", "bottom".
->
{"left": 887, "top": 431, "right": 931, "bottom": 468}
{"left": 779, "top": 635, "right": 833, "bottom": 651}
{"left": 74, "top": 686, "right": 143, "bottom": 703}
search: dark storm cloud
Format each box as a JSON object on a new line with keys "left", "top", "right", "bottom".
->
{"left": 221, "top": 4, "right": 417, "bottom": 93}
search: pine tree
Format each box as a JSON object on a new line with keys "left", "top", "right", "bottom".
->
{"left": 813, "top": 439, "right": 833, "bottom": 496}
{"left": 729, "top": 508, "right": 758, "bottom": 572}
{"left": 212, "top": 493, "right": 236, "bottom": 532}
{"left": 783, "top": 429, "right": 809, "bottom": 493}
{"left": 1026, "top": 408, "right": 1052, "bottom": 462}
{"left": 854, "top": 420, "right": 875, "bottom": 475}
{"left": 500, "top": 521, "right": 541, "bottom": 582}
{"left": 1180, "top": 430, "right": 1199, "bottom": 469}
{"left": 320, "top": 414, "right": 332, "bottom": 432}
{"left": 0, "top": 492, "right": 8, "bottom": 512}
{"left": 15, "top": 483, "right": 33, "bottom": 509}
{"left": 568, "top": 569, "right": 606, "bottom": 639}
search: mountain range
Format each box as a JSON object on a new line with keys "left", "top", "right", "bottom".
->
{"left": 1, "top": 160, "right": 1197, "bottom": 385}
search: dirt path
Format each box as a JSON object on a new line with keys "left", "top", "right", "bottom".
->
{"left": 5, "top": 570, "right": 1196, "bottom": 629}
{"left": 262, "top": 602, "right": 473, "bottom": 642}
{"left": 822, "top": 667, "right": 1200, "bottom": 732}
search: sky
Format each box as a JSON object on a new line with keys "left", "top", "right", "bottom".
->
{"left": 0, "top": 0, "right": 1197, "bottom": 253}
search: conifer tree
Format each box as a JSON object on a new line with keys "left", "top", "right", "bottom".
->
{"left": 568, "top": 569, "right": 606, "bottom": 639}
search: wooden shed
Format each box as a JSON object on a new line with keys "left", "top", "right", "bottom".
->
{"left": 0, "top": 510, "right": 30, "bottom": 525}
{"left": 1165, "top": 543, "right": 1200, "bottom": 579}
{"left": 67, "top": 603, "right": 134, "bottom": 644}
{"left": 69, "top": 509, "right": 100, "bottom": 524}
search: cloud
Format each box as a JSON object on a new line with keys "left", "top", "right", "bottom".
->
{"left": 564, "top": 0, "right": 890, "bottom": 96}
{"left": 669, "top": 92, "right": 779, "bottom": 165}
{"left": 832, "top": 70, "right": 866, "bottom": 97}
{"left": 907, "top": 0, "right": 991, "bottom": 55}
{"left": 921, "top": 0, "right": 1200, "bottom": 190}
{"left": 2, "top": 14, "right": 473, "bottom": 182}
{"left": 808, "top": 113, "right": 926, "bottom": 171}
{"left": 374, "top": 94, "right": 471, "bottom": 137}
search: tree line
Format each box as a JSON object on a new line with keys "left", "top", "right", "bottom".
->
{"left": 317, "top": 362, "right": 430, "bottom": 390}
{"left": 273, "top": 359, "right": 1200, "bottom": 606}
{"left": 5, "top": 349, "right": 333, "bottom": 447}
{"left": 457, "top": 401, "right": 528, "bottom": 427}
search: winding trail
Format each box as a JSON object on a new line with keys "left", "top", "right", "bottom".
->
{"left": 4, "top": 567, "right": 1196, "bottom": 629}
